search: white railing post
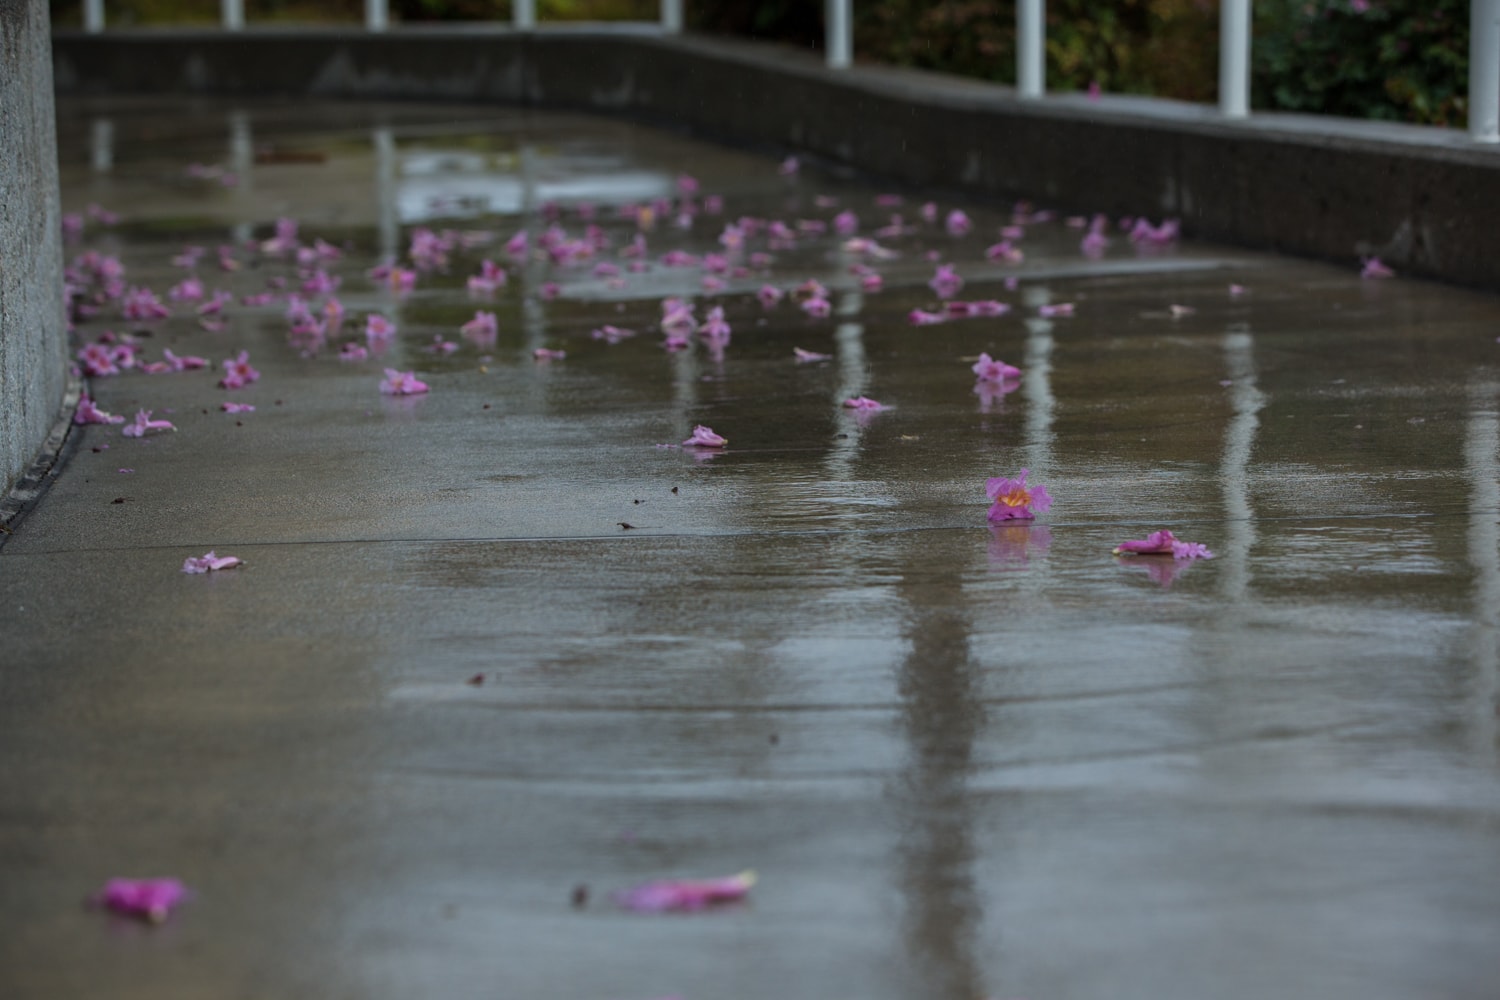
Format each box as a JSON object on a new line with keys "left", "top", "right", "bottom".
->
{"left": 221, "top": 0, "right": 244, "bottom": 31}
{"left": 514, "top": 0, "right": 536, "bottom": 30}
{"left": 365, "top": 0, "right": 388, "bottom": 32}
{"left": 661, "top": 0, "right": 682, "bottom": 34}
{"left": 1471, "top": 0, "right": 1500, "bottom": 142}
{"left": 1219, "top": 0, "right": 1250, "bottom": 117}
{"left": 826, "top": 0, "right": 852, "bottom": 69}
{"left": 1017, "top": 0, "right": 1044, "bottom": 99}
{"left": 83, "top": 0, "right": 105, "bottom": 32}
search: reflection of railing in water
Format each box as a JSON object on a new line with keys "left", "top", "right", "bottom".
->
{"left": 67, "top": 1, "right": 1500, "bottom": 143}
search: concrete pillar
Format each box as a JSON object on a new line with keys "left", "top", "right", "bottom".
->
{"left": 0, "top": 0, "right": 69, "bottom": 497}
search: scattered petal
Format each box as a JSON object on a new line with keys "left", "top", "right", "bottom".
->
{"left": 380, "top": 369, "right": 429, "bottom": 396}
{"left": 75, "top": 395, "right": 125, "bottom": 425}
{"left": 971, "top": 353, "right": 1021, "bottom": 382}
{"left": 615, "top": 871, "right": 756, "bottom": 913}
{"left": 793, "top": 347, "right": 831, "bottom": 362}
{"left": 1112, "top": 529, "right": 1214, "bottom": 560}
{"left": 842, "top": 396, "right": 887, "bottom": 411}
{"left": 122, "top": 410, "right": 176, "bottom": 438}
{"left": 682, "top": 425, "right": 727, "bottom": 448}
{"left": 95, "top": 878, "right": 189, "bottom": 923}
{"left": 182, "top": 551, "right": 243, "bottom": 574}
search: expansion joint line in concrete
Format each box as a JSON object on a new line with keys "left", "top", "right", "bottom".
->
{"left": 0, "top": 373, "right": 82, "bottom": 550}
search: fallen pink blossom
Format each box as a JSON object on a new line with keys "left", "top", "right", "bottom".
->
{"left": 366, "top": 314, "right": 396, "bottom": 348}
{"left": 533, "top": 348, "right": 567, "bottom": 361}
{"left": 221, "top": 402, "right": 255, "bottom": 413}
{"left": 698, "top": 306, "right": 731, "bottom": 341}
{"left": 75, "top": 396, "right": 125, "bottom": 425}
{"left": 945, "top": 209, "right": 973, "bottom": 236}
{"left": 219, "top": 350, "right": 260, "bottom": 389}
{"left": 182, "top": 551, "right": 243, "bottom": 574}
{"left": 986, "top": 469, "right": 1052, "bottom": 522}
{"left": 339, "top": 342, "right": 369, "bottom": 362}
{"left": 843, "top": 396, "right": 887, "bottom": 411}
{"left": 860, "top": 273, "right": 884, "bottom": 292}
{"left": 461, "top": 310, "right": 498, "bottom": 347}
{"left": 1112, "top": 529, "right": 1214, "bottom": 560}
{"left": 908, "top": 309, "right": 945, "bottom": 326}
{"left": 1129, "top": 217, "right": 1180, "bottom": 246}
{"left": 779, "top": 156, "right": 800, "bottom": 176}
{"left": 168, "top": 277, "right": 204, "bottom": 302}
{"left": 985, "top": 241, "right": 1024, "bottom": 264}
{"left": 682, "top": 425, "right": 727, "bottom": 448}
{"left": 1361, "top": 256, "right": 1395, "bottom": 279}
{"left": 1038, "top": 303, "right": 1075, "bottom": 318}
{"left": 801, "top": 296, "right": 831, "bottom": 318}
{"left": 122, "top": 409, "right": 176, "bottom": 438}
{"left": 929, "top": 264, "right": 964, "bottom": 299}
{"left": 794, "top": 347, "right": 831, "bottom": 362}
{"left": 615, "top": 871, "right": 756, "bottom": 913}
{"left": 78, "top": 342, "right": 120, "bottom": 377}
{"left": 971, "top": 353, "right": 1021, "bottom": 382}
{"left": 380, "top": 369, "right": 429, "bottom": 396}
{"left": 95, "top": 878, "right": 189, "bottom": 923}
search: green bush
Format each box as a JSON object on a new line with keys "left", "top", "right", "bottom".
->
{"left": 1253, "top": 0, "right": 1469, "bottom": 125}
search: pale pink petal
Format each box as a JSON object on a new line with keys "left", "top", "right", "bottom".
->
{"left": 682, "top": 424, "right": 727, "bottom": 448}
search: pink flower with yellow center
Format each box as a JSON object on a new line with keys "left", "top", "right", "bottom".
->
{"left": 985, "top": 469, "right": 1052, "bottom": 522}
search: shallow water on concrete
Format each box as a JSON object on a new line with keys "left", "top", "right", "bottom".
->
{"left": 3, "top": 97, "right": 1500, "bottom": 1000}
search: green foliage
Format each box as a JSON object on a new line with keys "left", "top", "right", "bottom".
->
{"left": 696, "top": 0, "right": 1219, "bottom": 100}
{"left": 1252, "top": 0, "right": 1468, "bottom": 125}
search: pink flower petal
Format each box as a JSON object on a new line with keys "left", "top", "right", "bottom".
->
{"left": 182, "top": 550, "right": 243, "bottom": 574}
{"left": 1112, "top": 529, "right": 1214, "bottom": 560}
{"left": 615, "top": 871, "right": 756, "bottom": 913}
{"left": 379, "top": 369, "right": 429, "bottom": 396}
{"left": 682, "top": 425, "right": 727, "bottom": 448}
{"left": 95, "top": 878, "right": 189, "bottom": 923}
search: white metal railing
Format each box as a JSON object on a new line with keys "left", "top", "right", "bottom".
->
{"left": 64, "top": 0, "right": 1500, "bottom": 143}
{"left": 1017, "top": 0, "right": 1044, "bottom": 98}
{"left": 1474, "top": 0, "right": 1500, "bottom": 141}
{"left": 1220, "top": 0, "right": 1250, "bottom": 118}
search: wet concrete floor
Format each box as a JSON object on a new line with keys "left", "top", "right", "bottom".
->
{"left": 3, "top": 97, "right": 1500, "bottom": 999}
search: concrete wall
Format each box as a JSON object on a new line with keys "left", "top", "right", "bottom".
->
{"left": 1, "top": 0, "right": 66, "bottom": 496}
{"left": 48, "top": 28, "right": 1500, "bottom": 291}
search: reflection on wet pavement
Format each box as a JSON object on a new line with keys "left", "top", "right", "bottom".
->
{"left": 2, "top": 97, "right": 1499, "bottom": 1000}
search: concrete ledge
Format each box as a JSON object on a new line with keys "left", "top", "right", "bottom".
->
{"left": 51, "top": 27, "right": 1500, "bottom": 290}
{"left": 2, "top": 0, "right": 68, "bottom": 496}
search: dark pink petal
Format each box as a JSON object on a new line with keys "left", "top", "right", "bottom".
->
{"left": 96, "top": 878, "right": 189, "bottom": 923}
{"left": 615, "top": 871, "right": 756, "bottom": 913}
